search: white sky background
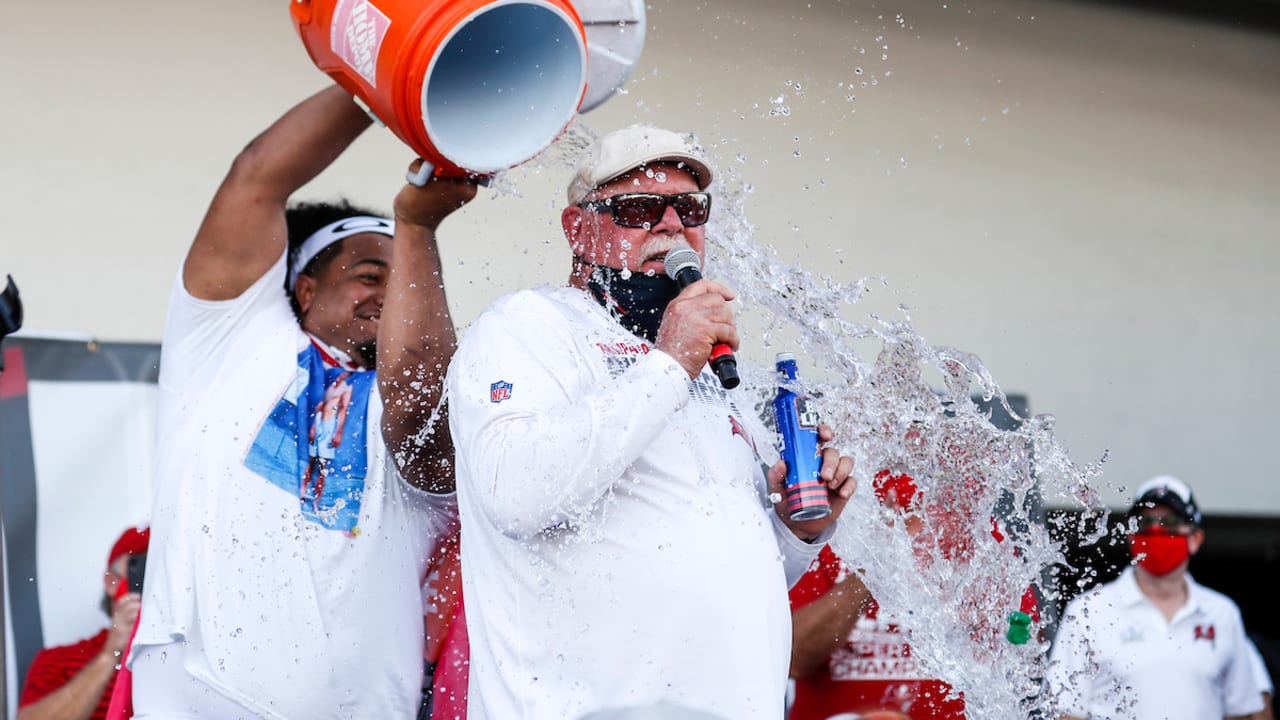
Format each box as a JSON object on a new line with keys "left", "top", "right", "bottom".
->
{"left": 2, "top": 0, "right": 1278, "bottom": 515}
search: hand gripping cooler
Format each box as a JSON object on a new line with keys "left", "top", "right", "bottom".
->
{"left": 291, "top": 0, "right": 590, "bottom": 180}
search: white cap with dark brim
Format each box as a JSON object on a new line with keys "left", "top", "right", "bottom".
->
{"left": 1129, "top": 474, "right": 1203, "bottom": 526}
{"left": 567, "top": 124, "right": 714, "bottom": 205}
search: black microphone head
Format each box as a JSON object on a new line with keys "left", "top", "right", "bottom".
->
{"left": 663, "top": 246, "right": 701, "bottom": 281}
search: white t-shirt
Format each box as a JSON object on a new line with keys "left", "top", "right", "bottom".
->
{"left": 1044, "top": 566, "right": 1264, "bottom": 719}
{"left": 133, "top": 252, "right": 458, "bottom": 719}
{"left": 447, "top": 286, "right": 828, "bottom": 720}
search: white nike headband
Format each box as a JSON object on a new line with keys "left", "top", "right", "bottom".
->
{"left": 287, "top": 215, "right": 395, "bottom": 291}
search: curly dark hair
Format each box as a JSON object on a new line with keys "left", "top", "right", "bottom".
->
{"left": 284, "top": 199, "right": 389, "bottom": 318}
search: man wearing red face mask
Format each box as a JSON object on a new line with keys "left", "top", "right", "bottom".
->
{"left": 1043, "top": 475, "right": 1264, "bottom": 720}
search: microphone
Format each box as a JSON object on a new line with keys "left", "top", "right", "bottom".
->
{"left": 664, "top": 246, "right": 741, "bottom": 389}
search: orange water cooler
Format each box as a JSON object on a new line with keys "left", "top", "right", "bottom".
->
{"left": 292, "top": 0, "right": 591, "bottom": 179}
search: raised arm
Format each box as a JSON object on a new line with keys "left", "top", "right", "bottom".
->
{"left": 183, "top": 84, "right": 373, "bottom": 301}
{"left": 377, "top": 160, "right": 477, "bottom": 493}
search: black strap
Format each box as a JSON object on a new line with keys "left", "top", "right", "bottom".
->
{"left": 417, "top": 659, "right": 437, "bottom": 720}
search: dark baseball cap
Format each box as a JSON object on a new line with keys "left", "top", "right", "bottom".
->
{"left": 1128, "top": 475, "right": 1202, "bottom": 527}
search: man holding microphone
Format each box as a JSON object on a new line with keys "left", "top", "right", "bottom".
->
{"left": 446, "top": 124, "right": 858, "bottom": 719}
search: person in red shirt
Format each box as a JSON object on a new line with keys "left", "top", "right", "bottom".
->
{"left": 789, "top": 471, "right": 966, "bottom": 720}
{"left": 788, "top": 469, "right": 1039, "bottom": 720}
{"left": 17, "top": 526, "right": 149, "bottom": 720}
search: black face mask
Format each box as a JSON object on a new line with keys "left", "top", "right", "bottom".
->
{"left": 583, "top": 264, "right": 680, "bottom": 343}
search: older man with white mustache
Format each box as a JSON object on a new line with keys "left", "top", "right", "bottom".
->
{"left": 443, "top": 124, "right": 859, "bottom": 720}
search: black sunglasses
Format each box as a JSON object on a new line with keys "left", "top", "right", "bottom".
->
{"left": 578, "top": 192, "right": 712, "bottom": 228}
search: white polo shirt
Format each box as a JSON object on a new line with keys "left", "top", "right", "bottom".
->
{"left": 1044, "top": 566, "right": 1263, "bottom": 719}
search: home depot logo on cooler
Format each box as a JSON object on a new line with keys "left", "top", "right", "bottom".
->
{"left": 330, "top": 0, "right": 391, "bottom": 87}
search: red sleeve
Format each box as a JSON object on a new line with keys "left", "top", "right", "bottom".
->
{"left": 18, "top": 631, "right": 111, "bottom": 713}
{"left": 788, "top": 544, "right": 845, "bottom": 611}
{"left": 18, "top": 647, "right": 66, "bottom": 707}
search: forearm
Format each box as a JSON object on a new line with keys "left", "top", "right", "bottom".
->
{"left": 453, "top": 349, "right": 690, "bottom": 538}
{"left": 1249, "top": 693, "right": 1273, "bottom": 720}
{"left": 379, "top": 222, "right": 458, "bottom": 493}
{"left": 185, "top": 84, "right": 374, "bottom": 300}
{"left": 789, "top": 578, "right": 870, "bottom": 678}
{"left": 17, "top": 653, "right": 117, "bottom": 720}
{"left": 473, "top": 379, "right": 679, "bottom": 533}
{"left": 225, "top": 84, "right": 372, "bottom": 201}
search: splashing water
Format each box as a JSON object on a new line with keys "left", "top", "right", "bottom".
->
{"left": 695, "top": 146, "right": 1112, "bottom": 718}
{"left": 485, "top": 118, "right": 1113, "bottom": 719}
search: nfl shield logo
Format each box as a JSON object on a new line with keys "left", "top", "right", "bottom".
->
{"left": 490, "top": 380, "right": 513, "bottom": 403}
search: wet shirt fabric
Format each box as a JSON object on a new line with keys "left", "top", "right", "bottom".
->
{"left": 19, "top": 629, "right": 114, "bottom": 719}
{"left": 788, "top": 546, "right": 966, "bottom": 720}
{"left": 1044, "top": 566, "right": 1263, "bottom": 720}
{"left": 447, "top": 285, "right": 829, "bottom": 720}
{"left": 131, "top": 251, "right": 459, "bottom": 719}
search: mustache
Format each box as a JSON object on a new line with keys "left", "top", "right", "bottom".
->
{"left": 637, "top": 234, "right": 691, "bottom": 263}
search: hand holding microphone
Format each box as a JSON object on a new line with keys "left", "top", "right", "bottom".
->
{"left": 663, "top": 246, "right": 741, "bottom": 389}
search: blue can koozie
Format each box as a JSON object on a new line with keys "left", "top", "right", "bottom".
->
{"left": 772, "top": 353, "right": 831, "bottom": 521}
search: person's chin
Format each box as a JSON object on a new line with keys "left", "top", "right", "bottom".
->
{"left": 353, "top": 339, "right": 378, "bottom": 367}
{"left": 351, "top": 317, "right": 379, "bottom": 340}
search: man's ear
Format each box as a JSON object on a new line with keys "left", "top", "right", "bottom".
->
{"left": 562, "top": 205, "right": 587, "bottom": 253}
{"left": 1188, "top": 527, "right": 1207, "bottom": 555}
{"left": 294, "top": 274, "right": 317, "bottom": 315}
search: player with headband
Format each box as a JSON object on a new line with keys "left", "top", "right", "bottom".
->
{"left": 124, "top": 83, "right": 478, "bottom": 719}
